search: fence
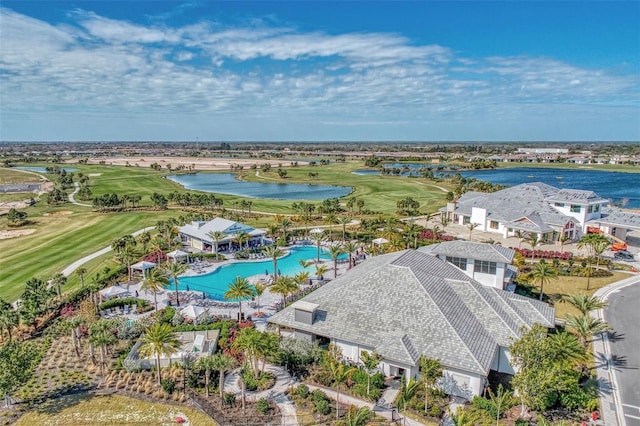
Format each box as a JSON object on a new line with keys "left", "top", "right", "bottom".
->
{"left": 187, "top": 389, "right": 283, "bottom": 426}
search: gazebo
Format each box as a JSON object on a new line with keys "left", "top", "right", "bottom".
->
{"left": 99, "top": 285, "right": 129, "bottom": 300}
{"left": 167, "top": 249, "right": 190, "bottom": 264}
{"left": 180, "top": 305, "right": 206, "bottom": 325}
{"left": 131, "top": 261, "right": 157, "bottom": 278}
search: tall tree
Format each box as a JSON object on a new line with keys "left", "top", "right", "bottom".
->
{"left": 88, "top": 318, "right": 118, "bottom": 378}
{"left": 336, "top": 216, "right": 351, "bottom": 241}
{"left": 50, "top": 272, "right": 67, "bottom": 297}
{"left": 324, "top": 344, "right": 356, "bottom": 419}
{"left": 328, "top": 244, "right": 345, "bottom": 278}
{"left": 262, "top": 245, "right": 284, "bottom": 276}
{"left": 0, "top": 299, "right": 19, "bottom": 342}
{"left": 467, "top": 222, "right": 480, "bottom": 241}
{"left": 139, "top": 323, "right": 182, "bottom": 385}
{"left": 343, "top": 241, "right": 360, "bottom": 269}
{"left": 311, "top": 231, "right": 325, "bottom": 262}
{"left": 76, "top": 267, "right": 87, "bottom": 288}
{"left": 207, "top": 230, "right": 226, "bottom": 260}
{"left": 270, "top": 276, "right": 298, "bottom": 306}
{"left": 360, "top": 351, "right": 383, "bottom": 395}
{"left": 141, "top": 268, "right": 169, "bottom": 311}
{"left": 162, "top": 262, "right": 188, "bottom": 307}
{"left": 209, "top": 353, "right": 237, "bottom": 402}
{"left": 528, "top": 233, "right": 540, "bottom": 262}
{"left": 418, "top": 356, "right": 443, "bottom": 414}
{"left": 563, "top": 314, "right": 611, "bottom": 347}
{"left": 530, "top": 261, "right": 558, "bottom": 301}
{"left": 224, "top": 277, "right": 255, "bottom": 320}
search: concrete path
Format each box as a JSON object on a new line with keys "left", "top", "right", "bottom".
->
{"left": 224, "top": 363, "right": 298, "bottom": 425}
{"left": 61, "top": 226, "right": 155, "bottom": 277}
{"left": 593, "top": 273, "right": 640, "bottom": 426}
{"left": 68, "top": 181, "right": 92, "bottom": 207}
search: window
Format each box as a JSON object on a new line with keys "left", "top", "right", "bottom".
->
{"left": 490, "top": 221, "right": 499, "bottom": 229}
{"left": 570, "top": 205, "right": 581, "bottom": 213}
{"left": 446, "top": 256, "right": 467, "bottom": 270}
{"left": 555, "top": 202, "right": 565, "bottom": 207}
{"left": 462, "top": 216, "right": 471, "bottom": 224}
{"left": 474, "top": 260, "right": 497, "bottom": 274}
{"left": 588, "top": 205, "right": 601, "bottom": 213}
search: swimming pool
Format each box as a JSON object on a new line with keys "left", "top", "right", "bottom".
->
{"left": 175, "top": 245, "right": 345, "bottom": 301}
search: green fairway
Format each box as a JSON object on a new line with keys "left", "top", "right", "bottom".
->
{"left": 1, "top": 161, "right": 451, "bottom": 301}
{"left": 0, "top": 208, "right": 180, "bottom": 301}
{"left": 0, "top": 167, "right": 43, "bottom": 184}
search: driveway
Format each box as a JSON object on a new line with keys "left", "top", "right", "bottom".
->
{"left": 605, "top": 279, "right": 640, "bottom": 426}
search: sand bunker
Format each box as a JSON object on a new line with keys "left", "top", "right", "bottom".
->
{"left": 0, "top": 228, "right": 36, "bottom": 239}
{"left": 43, "top": 210, "right": 73, "bottom": 216}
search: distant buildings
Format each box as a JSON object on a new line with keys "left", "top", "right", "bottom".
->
{"left": 443, "top": 182, "right": 640, "bottom": 242}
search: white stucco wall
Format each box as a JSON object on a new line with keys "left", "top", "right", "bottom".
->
{"left": 489, "top": 346, "right": 515, "bottom": 375}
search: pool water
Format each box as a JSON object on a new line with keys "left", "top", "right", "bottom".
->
{"left": 175, "top": 246, "right": 346, "bottom": 300}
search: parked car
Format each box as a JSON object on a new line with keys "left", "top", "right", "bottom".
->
{"left": 614, "top": 251, "right": 635, "bottom": 261}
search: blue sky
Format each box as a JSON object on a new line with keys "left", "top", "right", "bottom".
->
{"left": 1, "top": 1, "right": 639, "bottom": 142}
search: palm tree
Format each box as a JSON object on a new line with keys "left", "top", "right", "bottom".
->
{"left": 592, "top": 239, "right": 611, "bottom": 272}
{"left": 76, "top": 267, "right": 87, "bottom": 288}
{"left": 404, "top": 223, "right": 422, "bottom": 248}
{"left": 162, "top": 261, "right": 188, "bottom": 307}
{"left": 530, "top": 261, "right": 558, "bottom": 301}
{"left": 270, "top": 276, "right": 298, "bottom": 306}
{"left": 235, "top": 231, "right": 250, "bottom": 251}
{"left": 254, "top": 282, "right": 267, "bottom": 313}
{"left": 528, "top": 233, "right": 540, "bottom": 262}
{"left": 50, "top": 272, "right": 67, "bottom": 297}
{"left": 329, "top": 244, "right": 345, "bottom": 278}
{"left": 141, "top": 267, "right": 169, "bottom": 311}
{"left": 209, "top": 353, "right": 237, "bottom": 402}
{"left": 0, "top": 298, "right": 19, "bottom": 342}
{"left": 561, "top": 293, "right": 607, "bottom": 315}
{"left": 514, "top": 230, "right": 525, "bottom": 249}
{"left": 224, "top": 277, "right": 255, "bottom": 320}
{"left": 360, "top": 351, "right": 383, "bottom": 395}
{"left": 207, "top": 230, "right": 226, "bottom": 260}
{"left": 549, "top": 332, "right": 588, "bottom": 368}
{"left": 336, "top": 216, "right": 351, "bottom": 241}
{"left": 262, "top": 245, "right": 284, "bottom": 276}
{"left": 311, "top": 231, "right": 325, "bottom": 262}
{"left": 467, "top": 222, "right": 480, "bottom": 241}
{"left": 419, "top": 355, "right": 443, "bottom": 414}
{"left": 299, "top": 259, "right": 314, "bottom": 270}
{"left": 278, "top": 218, "right": 292, "bottom": 244}
{"left": 89, "top": 318, "right": 118, "bottom": 378}
{"left": 315, "top": 264, "right": 329, "bottom": 282}
{"left": 558, "top": 233, "right": 569, "bottom": 253}
{"left": 325, "top": 213, "right": 337, "bottom": 239}
{"left": 577, "top": 233, "right": 609, "bottom": 257}
{"left": 343, "top": 241, "right": 360, "bottom": 269}
{"left": 139, "top": 323, "right": 182, "bottom": 384}
{"left": 196, "top": 355, "right": 216, "bottom": 398}
{"left": 325, "top": 344, "right": 356, "bottom": 419}
{"left": 293, "top": 271, "right": 311, "bottom": 288}
{"left": 564, "top": 314, "right": 611, "bottom": 347}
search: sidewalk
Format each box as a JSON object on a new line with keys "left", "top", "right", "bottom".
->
{"left": 592, "top": 273, "right": 640, "bottom": 426}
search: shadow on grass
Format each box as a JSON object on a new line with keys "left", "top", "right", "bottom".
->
{"left": 31, "top": 391, "right": 92, "bottom": 415}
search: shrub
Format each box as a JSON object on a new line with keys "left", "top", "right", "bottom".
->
{"left": 256, "top": 398, "right": 270, "bottom": 414}
{"left": 297, "top": 383, "right": 309, "bottom": 399}
{"left": 472, "top": 395, "right": 498, "bottom": 419}
{"left": 223, "top": 392, "right": 236, "bottom": 406}
{"left": 312, "top": 389, "right": 329, "bottom": 404}
{"left": 315, "top": 398, "right": 331, "bottom": 415}
{"left": 160, "top": 378, "right": 175, "bottom": 394}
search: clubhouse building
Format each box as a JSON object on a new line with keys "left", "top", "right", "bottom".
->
{"left": 178, "top": 218, "right": 267, "bottom": 253}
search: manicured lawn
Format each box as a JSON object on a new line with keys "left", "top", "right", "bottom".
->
{"left": 13, "top": 393, "right": 217, "bottom": 426}
{"left": 539, "top": 271, "right": 630, "bottom": 318}
{"left": 0, "top": 167, "right": 43, "bottom": 184}
{"left": 0, "top": 207, "right": 180, "bottom": 301}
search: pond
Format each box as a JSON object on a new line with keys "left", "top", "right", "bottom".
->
{"left": 15, "top": 166, "right": 78, "bottom": 173}
{"left": 167, "top": 173, "right": 351, "bottom": 200}
{"left": 174, "top": 246, "right": 346, "bottom": 300}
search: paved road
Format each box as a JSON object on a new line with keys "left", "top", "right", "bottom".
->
{"left": 605, "top": 280, "right": 640, "bottom": 426}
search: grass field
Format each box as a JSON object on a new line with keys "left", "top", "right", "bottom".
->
{"left": 13, "top": 393, "right": 217, "bottom": 426}
{"left": 497, "top": 161, "right": 640, "bottom": 173}
{"left": 0, "top": 167, "right": 43, "bottom": 184}
{"left": 540, "top": 271, "right": 629, "bottom": 318}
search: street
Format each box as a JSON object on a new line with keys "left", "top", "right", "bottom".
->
{"left": 606, "top": 281, "right": 640, "bottom": 426}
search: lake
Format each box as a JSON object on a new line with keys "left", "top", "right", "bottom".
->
{"left": 354, "top": 165, "right": 640, "bottom": 208}
{"left": 167, "top": 173, "right": 351, "bottom": 200}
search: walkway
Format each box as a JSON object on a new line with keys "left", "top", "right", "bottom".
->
{"left": 68, "top": 182, "right": 92, "bottom": 207}
{"left": 61, "top": 226, "right": 155, "bottom": 277}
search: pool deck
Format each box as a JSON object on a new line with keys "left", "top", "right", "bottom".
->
{"left": 115, "top": 245, "right": 350, "bottom": 330}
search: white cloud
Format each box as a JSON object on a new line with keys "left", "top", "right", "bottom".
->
{"left": 0, "top": 7, "right": 638, "bottom": 141}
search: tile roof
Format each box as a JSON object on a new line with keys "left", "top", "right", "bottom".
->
{"left": 419, "top": 240, "right": 515, "bottom": 263}
{"left": 587, "top": 207, "right": 640, "bottom": 230}
{"left": 268, "top": 248, "right": 554, "bottom": 376}
{"left": 178, "top": 218, "right": 266, "bottom": 243}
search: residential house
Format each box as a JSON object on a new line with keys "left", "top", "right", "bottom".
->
{"left": 268, "top": 249, "right": 554, "bottom": 400}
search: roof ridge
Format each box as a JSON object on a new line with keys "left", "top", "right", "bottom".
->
{"left": 466, "top": 283, "right": 521, "bottom": 336}
{"left": 401, "top": 334, "right": 420, "bottom": 364}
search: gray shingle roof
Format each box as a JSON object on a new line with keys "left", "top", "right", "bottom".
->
{"left": 588, "top": 207, "right": 640, "bottom": 230}
{"left": 419, "top": 240, "right": 515, "bottom": 263}
{"left": 178, "top": 218, "right": 266, "bottom": 243}
{"left": 268, "top": 249, "right": 554, "bottom": 376}
{"left": 546, "top": 189, "right": 608, "bottom": 204}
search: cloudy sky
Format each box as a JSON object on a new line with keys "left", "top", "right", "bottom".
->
{"left": 1, "top": 1, "right": 639, "bottom": 142}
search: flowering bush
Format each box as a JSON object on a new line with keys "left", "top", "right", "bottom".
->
{"left": 513, "top": 247, "right": 572, "bottom": 260}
